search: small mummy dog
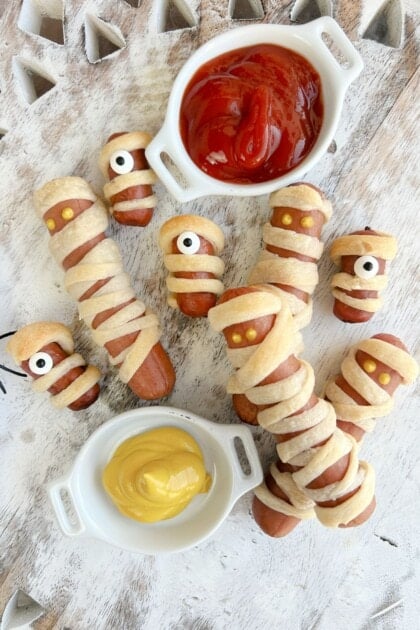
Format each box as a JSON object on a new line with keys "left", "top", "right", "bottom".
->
{"left": 99, "top": 131, "right": 158, "bottom": 227}
{"left": 7, "top": 321, "right": 101, "bottom": 410}
{"left": 159, "top": 215, "right": 225, "bottom": 317}
{"left": 330, "top": 228, "right": 397, "bottom": 323}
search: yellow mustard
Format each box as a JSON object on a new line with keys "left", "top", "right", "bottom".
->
{"left": 102, "top": 426, "right": 212, "bottom": 523}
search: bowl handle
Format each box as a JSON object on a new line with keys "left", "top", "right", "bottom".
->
{"left": 48, "top": 475, "right": 86, "bottom": 537}
{"left": 307, "top": 16, "right": 364, "bottom": 86}
{"left": 217, "top": 424, "right": 263, "bottom": 502}
{"left": 146, "top": 129, "right": 204, "bottom": 203}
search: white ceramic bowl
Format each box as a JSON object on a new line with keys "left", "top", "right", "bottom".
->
{"left": 146, "top": 17, "right": 363, "bottom": 202}
{"left": 48, "top": 406, "right": 263, "bottom": 554}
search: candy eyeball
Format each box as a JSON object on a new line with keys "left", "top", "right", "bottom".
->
{"left": 110, "top": 150, "right": 134, "bottom": 175}
{"left": 354, "top": 255, "right": 379, "bottom": 279}
{"left": 176, "top": 231, "right": 201, "bottom": 255}
{"left": 28, "top": 352, "right": 54, "bottom": 375}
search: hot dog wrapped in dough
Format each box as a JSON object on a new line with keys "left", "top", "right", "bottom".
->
{"left": 248, "top": 183, "right": 332, "bottom": 329}
{"left": 7, "top": 322, "right": 100, "bottom": 410}
{"left": 159, "top": 215, "right": 225, "bottom": 317}
{"left": 208, "top": 286, "right": 376, "bottom": 537}
{"left": 34, "top": 177, "right": 175, "bottom": 400}
{"left": 325, "top": 334, "right": 418, "bottom": 442}
{"left": 330, "top": 228, "right": 397, "bottom": 323}
{"left": 99, "top": 131, "right": 158, "bottom": 227}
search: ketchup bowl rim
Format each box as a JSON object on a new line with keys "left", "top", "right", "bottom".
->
{"left": 146, "top": 17, "right": 363, "bottom": 201}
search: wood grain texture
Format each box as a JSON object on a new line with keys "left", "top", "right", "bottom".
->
{"left": 0, "top": 0, "right": 419, "bottom": 628}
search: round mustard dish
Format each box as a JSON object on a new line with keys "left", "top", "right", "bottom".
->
{"left": 48, "top": 406, "right": 263, "bottom": 554}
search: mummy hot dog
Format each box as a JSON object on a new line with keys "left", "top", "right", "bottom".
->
{"left": 325, "top": 334, "right": 418, "bottom": 442}
{"left": 159, "top": 215, "right": 225, "bottom": 317}
{"left": 208, "top": 286, "right": 376, "bottom": 537}
{"left": 330, "top": 228, "right": 397, "bottom": 323}
{"left": 99, "top": 131, "right": 157, "bottom": 227}
{"left": 7, "top": 322, "right": 100, "bottom": 410}
{"left": 34, "top": 177, "right": 175, "bottom": 400}
{"left": 248, "top": 183, "right": 332, "bottom": 329}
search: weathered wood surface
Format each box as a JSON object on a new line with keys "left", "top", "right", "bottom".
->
{"left": 0, "top": 0, "right": 419, "bottom": 628}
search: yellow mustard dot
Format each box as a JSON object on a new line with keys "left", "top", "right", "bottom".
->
{"left": 61, "top": 207, "right": 74, "bottom": 220}
{"left": 245, "top": 328, "right": 257, "bottom": 342}
{"left": 281, "top": 213, "right": 293, "bottom": 226}
{"left": 300, "top": 216, "right": 314, "bottom": 228}
{"left": 46, "top": 218, "right": 55, "bottom": 231}
{"left": 231, "top": 332, "right": 242, "bottom": 344}
{"left": 363, "top": 359, "right": 377, "bottom": 374}
{"left": 378, "top": 372, "right": 391, "bottom": 386}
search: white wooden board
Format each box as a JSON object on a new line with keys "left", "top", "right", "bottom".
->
{"left": 0, "top": 1, "right": 419, "bottom": 628}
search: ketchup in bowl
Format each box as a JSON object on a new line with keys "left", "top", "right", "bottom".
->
{"left": 180, "top": 44, "right": 323, "bottom": 184}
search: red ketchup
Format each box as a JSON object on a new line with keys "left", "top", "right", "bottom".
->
{"left": 180, "top": 44, "right": 323, "bottom": 184}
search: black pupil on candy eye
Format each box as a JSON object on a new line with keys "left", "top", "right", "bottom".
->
{"left": 116, "top": 156, "right": 125, "bottom": 166}
{"left": 183, "top": 238, "right": 193, "bottom": 248}
{"left": 363, "top": 262, "right": 374, "bottom": 271}
{"left": 36, "top": 358, "right": 46, "bottom": 368}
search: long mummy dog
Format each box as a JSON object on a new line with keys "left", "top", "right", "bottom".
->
{"left": 34, "top": 177, "right": 175, "bottom": 400}
{"left": 248, "top": 183, "right": 332, "bottom": 329}
{"left": 209, "top": 286, "right": 375, "bottom": 536}
{"left": 325, "top": 335, "right": 418, "bottom": 441}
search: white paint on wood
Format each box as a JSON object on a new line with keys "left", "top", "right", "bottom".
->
{"left": 0, "top": 0, "right": 419, "bottom": 628}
